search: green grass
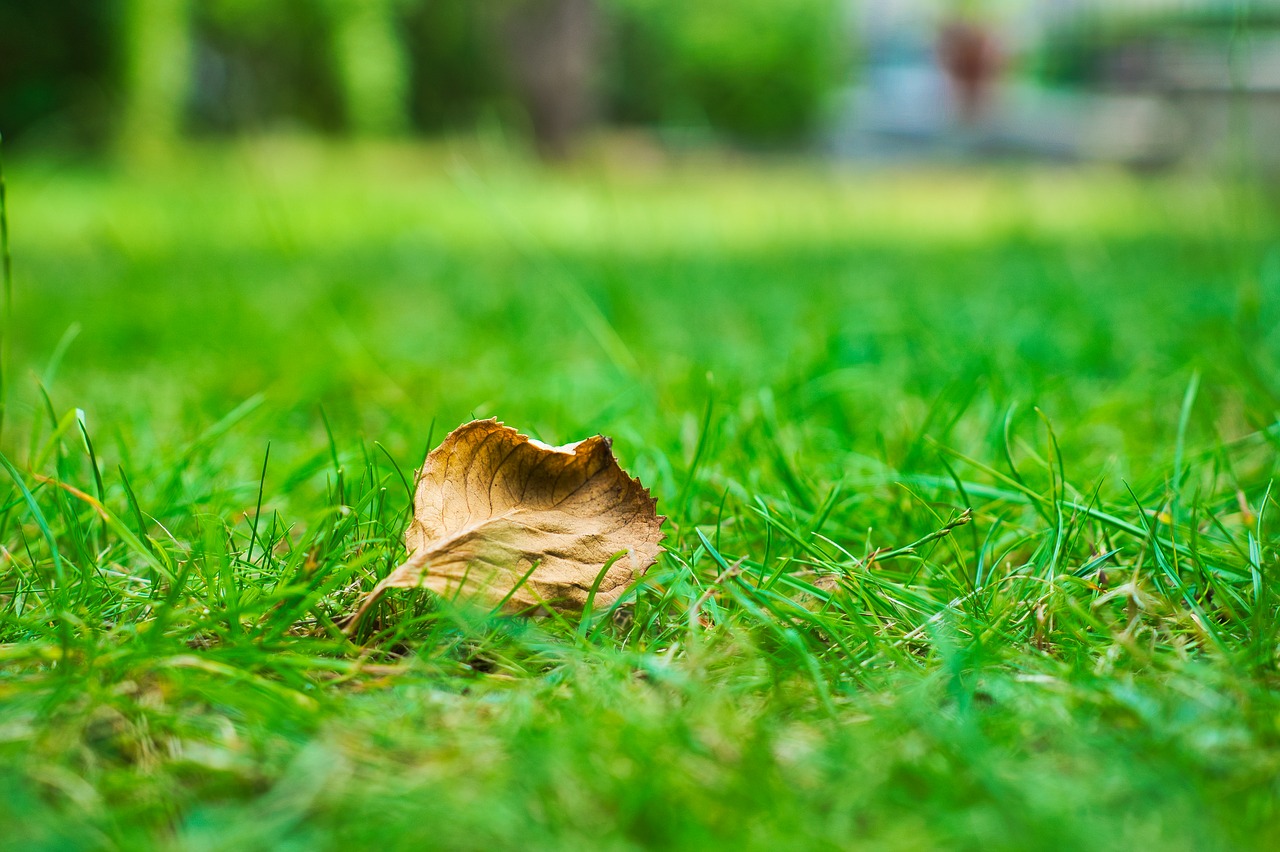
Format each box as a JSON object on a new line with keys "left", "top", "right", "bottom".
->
{"left": 3, "top": 139, "right": 1280, "bottom": 850}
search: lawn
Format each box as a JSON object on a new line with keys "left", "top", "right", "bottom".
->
{"left": 3, "top": 139, "right": 1280, "bottom": 850}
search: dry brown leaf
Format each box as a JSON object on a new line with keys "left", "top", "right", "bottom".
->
{"left": 347, "top": 419, "right": 664, "bottom": 628}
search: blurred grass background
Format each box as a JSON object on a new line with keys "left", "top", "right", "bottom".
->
{"left": 17, "top": 141, "right": 1276, "bottom": 496}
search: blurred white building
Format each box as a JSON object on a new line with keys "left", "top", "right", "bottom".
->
{"left": 835, "top": 0, "right": 1280, "bottom": 168}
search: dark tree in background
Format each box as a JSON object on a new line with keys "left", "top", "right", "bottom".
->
{"left": 0, "top": 0, "right": 117, "bottom": 148}
{"left": 499, "top": 0, "right": 602, "bottom": 159}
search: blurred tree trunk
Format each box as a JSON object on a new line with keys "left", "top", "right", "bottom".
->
{"left": 500, "top": 0, "right": 601, "bottom": 159}
{"left": 330, "top": 0, "right": 411, "bottom": 136}
{"left": 119, "top": 0, "right": 193, "bottom": 160}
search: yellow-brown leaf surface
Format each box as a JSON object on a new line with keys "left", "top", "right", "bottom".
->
{"left": 350, "top": 419, "right": 664, "bottom": 625}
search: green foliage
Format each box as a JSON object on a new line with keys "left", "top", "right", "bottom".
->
{"left": 401, "top": 0, "right": 509, "bottom": 132}
{"left": 191, "top": 0, "right": 345, "bottom": 133}
{"left": 0, "top": 0, "right": 118, "bottom": 148}
{"left": 3, "top": 147, "right": 1280, "bottom": 846}
{"left": 607, "top": 0, "right": 847, "bottom": 142}
{"left": 1036, "top": 4, "right": 1280, "bottom": 88}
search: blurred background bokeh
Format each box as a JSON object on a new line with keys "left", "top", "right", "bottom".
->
{"left": 3, "top": 0, "right": 1280, "bottom": 171}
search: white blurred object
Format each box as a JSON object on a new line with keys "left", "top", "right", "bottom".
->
{"left": 831, "top": 0, "right": 1280, "bottom": 169}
